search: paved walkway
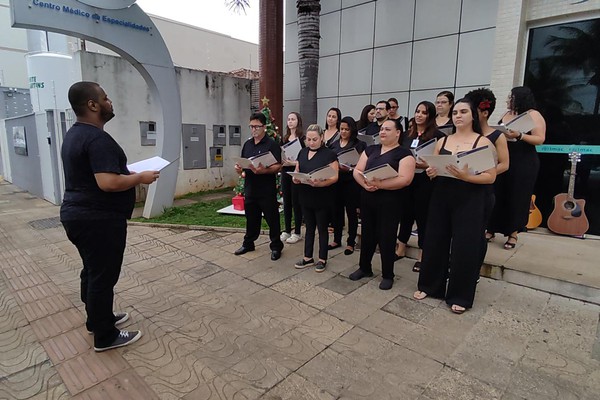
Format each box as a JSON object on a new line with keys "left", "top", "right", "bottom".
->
{"left": 1, "top": 180, "right": 599, "bottom": 399}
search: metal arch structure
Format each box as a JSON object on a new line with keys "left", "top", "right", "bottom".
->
{"left": 9, "top": 0, "right": 181, "bottom": 218}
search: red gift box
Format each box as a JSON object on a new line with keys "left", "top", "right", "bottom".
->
{"left": 232, "top": 195, "right": 245, "bottom": 211}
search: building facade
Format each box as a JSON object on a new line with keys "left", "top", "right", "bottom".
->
{"left": 284, "top": 0, "right": 600, "bottom": 235}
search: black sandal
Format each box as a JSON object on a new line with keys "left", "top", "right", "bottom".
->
{"left": 412, "top": 261, "right": 421, "bottom": 272}
{"left": 504, "top": 235, "right": 517, "bottom": 249}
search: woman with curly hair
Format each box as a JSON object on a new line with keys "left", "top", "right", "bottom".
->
{"left": 486, "top": 86, "right": 545, "bottom": 249}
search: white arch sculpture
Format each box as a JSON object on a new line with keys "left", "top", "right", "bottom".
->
{"left": 10, "top": 0, "right": 181, "bottom": 218}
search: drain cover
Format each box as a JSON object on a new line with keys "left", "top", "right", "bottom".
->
{"left": 28, "top": 217, "right": 62, "bottom": 230}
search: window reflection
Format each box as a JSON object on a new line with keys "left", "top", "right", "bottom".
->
{"left": 525, "top": 18, "right": 600, "bottom": 235}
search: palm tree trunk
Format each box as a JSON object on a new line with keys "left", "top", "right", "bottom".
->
{"left": 297, "top": 0, "right": 320, "bottom": 125}
{"left": 259, "top": 0, "right": 284, "bottom": 130}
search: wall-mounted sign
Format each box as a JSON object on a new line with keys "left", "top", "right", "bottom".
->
{"left": 76, "top": 0, "right": 137, "bottom": 9}
{"left": 29, "top": 76, "right": 44, "bottom": 89}
{"left": 30, "top": 0, "right": 151, "bottom": 33}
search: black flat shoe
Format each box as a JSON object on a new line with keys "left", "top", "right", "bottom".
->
{"left": 379, "top": 278, "right": 394, "bottom": 290}
{"left": 270, "top": 250, "right": 282, "bottom": 261}
{"left": 348, "top": 269, "right": 374, "bottom": 281}
{"left": 234, "top": 246, "right": 255, "bottom": 256}
{"left": 344, "top": 246, "right": 354, "bottom": 255}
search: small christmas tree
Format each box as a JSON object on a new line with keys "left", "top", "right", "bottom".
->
{"left": 234, "top": 98, "right": 281, "bottom": 198}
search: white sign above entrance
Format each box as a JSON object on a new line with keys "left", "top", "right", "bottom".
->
{"left": 76, "top": 0, "right": 136, "bottom": 9}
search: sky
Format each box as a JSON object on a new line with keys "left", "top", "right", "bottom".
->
{"left": 135, "top": 0, "right": 259, "bottom": 44}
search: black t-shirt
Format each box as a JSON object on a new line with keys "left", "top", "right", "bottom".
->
{"left": 60, "top": 122, "right": 135, "bottom": 221}
{"left": 241, "top": 134, "right": 282, "bottom": 198}
{"left": 296, "top": 146, "right": 338, "bottom": 206}
{"left": 330, "top": 139, "right": 367, "bottom": 183}
{"left": 365, "top": 121, "right": 382, "bottom": 136}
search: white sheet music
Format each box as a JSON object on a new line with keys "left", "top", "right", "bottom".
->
{"left": 127, "top": 156, "right": 171, "bottom": 172}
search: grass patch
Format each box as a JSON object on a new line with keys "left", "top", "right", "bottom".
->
{"left": 134, "top": 197, "right": 283, "bottom": 229}
{"left": 178, "top": 187, "right": 233, "bottom": 200}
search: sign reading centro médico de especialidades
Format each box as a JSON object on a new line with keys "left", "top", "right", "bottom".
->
{"left": 30, "top": 0, "right": 151, "bottom": 32}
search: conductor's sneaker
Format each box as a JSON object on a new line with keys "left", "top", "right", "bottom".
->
{"left": 87, "top": 312, "right": 129, "bottom": 335}
{"left": 280, "top": 232, "right": 291, "bottom": 241}
{"left": 286, "top": 233, "right": 302, "bottom": 244}
{"left": 94, "top": 330, "right": 142, "bottom": 352}
{"left": 294, "top": 258, "right": 314, "bottom": 269}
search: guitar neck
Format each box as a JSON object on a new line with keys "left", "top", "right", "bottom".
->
{"left": 567, "top": 156, "right": 578, "bottom": 200}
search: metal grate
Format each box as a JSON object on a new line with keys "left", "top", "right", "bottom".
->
{"left": 28, "top": 217, "right": 62, "bottom": 230}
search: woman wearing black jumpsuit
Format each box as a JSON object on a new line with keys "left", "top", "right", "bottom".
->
{"left": 414, "top": 98, "right": 496, "bottom": 313}
{"left": 349, "top": 119, "right": 415, "bottom": 290}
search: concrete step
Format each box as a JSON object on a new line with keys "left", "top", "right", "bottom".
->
{"left": 406, "top": 229, "right": 600, "bottom": 306}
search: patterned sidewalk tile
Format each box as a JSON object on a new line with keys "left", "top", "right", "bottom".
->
{"left": 55, "top": 351, "right": 130, "bottom": 395}
{"left": 42, "top": 326, "right": 93, "bottom": 364}
{"left": 0, "top": 324, "right": 49, "bottom": 378}
{"left": 72, "top": 369, "right": 159, "bottom": 400}
{"left": 0, "top": 360, "right": 64, "bottom": 400}
{"left": 21, "top": 294, "right": 74, "bottom": 322}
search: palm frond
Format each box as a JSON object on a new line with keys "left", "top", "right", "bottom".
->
{"left": 225, "top": 0, "right": 250, "bottom": 15}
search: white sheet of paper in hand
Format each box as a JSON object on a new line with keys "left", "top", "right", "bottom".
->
{"left": 232, "top": 157, "right": 254, "bottom": 169}
{"left": 337, "top": 148, "right": 360, "bottom": 167}
{"left": 361, "top": 164, "right": 398, "bottom": 181}
{"left": 413, "top": 138, "right": 437, "bottom": 160}
{"left": 419, "top": 155, "right": 458, "bottom": 178}
{"left": 456, "top": 145, "right": 496, "bottom": 174}
{"left": 249, "top": 151, "right": 278, "bottom": 167}
{"left": 127, "top": 156, "right": 170, "bottom": 173}
{"left": 282, "top": 138, "right": 302, "bottom": 161}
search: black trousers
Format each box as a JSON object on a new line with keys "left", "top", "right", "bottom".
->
{"left": 302, "top": 202, "right": 330, "bottom": 261}
{"left": 62, "top": 219, "right": 126, "bottom": 347}
{"left": 333, "top": 179, "right": 361, "bottom": 246}
{"left": 397, "top": 172, "right": 432, "bottom": 249}
{"left": 359, "top": 190, "right": 402, "bottom": 279}
{"left": 418, "top": 178, "right": 487, "bottom": 308}
{"left": 281, "top": 171, "right": 302, "bottom": 235}
{"left": 243, "top": 196, "right": 284, "bottom": 251}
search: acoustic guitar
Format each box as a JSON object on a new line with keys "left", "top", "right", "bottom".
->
{"left": 547, "top": 152, "right": 589, "bottom": 237}
{"left": 526, "top": 195, "right": 542, "bottom": 229}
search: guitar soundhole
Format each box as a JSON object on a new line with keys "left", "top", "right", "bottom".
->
{"left": 564, "top": 201, "right": 575, "bottom": 210}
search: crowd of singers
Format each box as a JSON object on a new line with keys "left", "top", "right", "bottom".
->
{"left": 235, "top": 87, "right": 546, "bottom": 313}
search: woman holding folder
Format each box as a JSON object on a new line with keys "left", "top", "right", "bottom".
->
{"left": 280, "top": 112, "right": 305, "bottom": 244}
{"left": 329, "top": 117, "right": 367, "bottom": 255}
{"left": 396, "top": 101, "right": 446, "bottom": 271}
{"left": 486, "top": 86, "right": 546, "bottom": 249}
{"left": 292, "top": 124, "right": 339, "bottom": 272}
{"left": 349, "top": 119, "right": 415, "bottom": 290}
{"left": 414, "top": 98, "right": 496, "bottom": 314}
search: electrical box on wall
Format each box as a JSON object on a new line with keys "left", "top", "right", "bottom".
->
{"left": 209, "top": 147, "right": 223, "bottom": 167}
{"left": 140, "top": 121, "right": 156, "bottom": 146}
{"left": 229, "top": 125, "right": 242, "bottom": 146}
{"left": 182, "top": 124, "right": 207, "bottom": 169}
{"left": 213, "top": 124, "right": 226, "bottom": 146}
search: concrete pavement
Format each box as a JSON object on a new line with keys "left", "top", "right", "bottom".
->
{"left": 1, "top": 179, "right": 599, "bottom": 399}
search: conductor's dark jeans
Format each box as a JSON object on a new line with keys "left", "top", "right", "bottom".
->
{"left": 62, "top": 219, "right": 126, "bottom": 347}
